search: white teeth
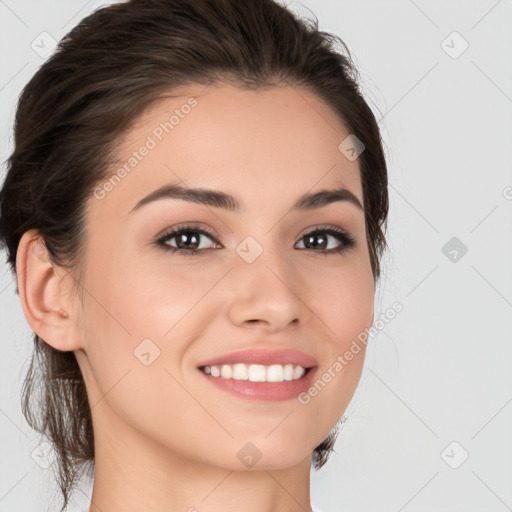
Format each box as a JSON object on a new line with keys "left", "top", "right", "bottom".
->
{"left": 293, "top": 365, "right": 304, "bottom": 379}
{"left": 220, "top": 365, "right": 232, "bottom": 379}
{"left": 201, "top": 363, "right": 307, "bottom": 382}
{"left": 248, "top": 364, "right": 266, "bottom": 382}
{"left": 232, "top": 363, "right": 248, "bottom": 380}
{"left": 283, "top": 363, "right": 294, "bottom": 380}
{"left": 267, "top": 364, "right": 284, "bottom": 382}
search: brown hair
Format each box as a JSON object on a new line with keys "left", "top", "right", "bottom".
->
{"left": 0, "top": 0, "right": 389, "bottom": 509}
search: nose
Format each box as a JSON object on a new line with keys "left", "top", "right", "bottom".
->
{"left": 226, "top": 242, "right": 307, "bottom": 333}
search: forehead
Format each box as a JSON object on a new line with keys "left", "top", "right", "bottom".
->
{"left": 90, "top": 84, "right": 363, "bottom": 217}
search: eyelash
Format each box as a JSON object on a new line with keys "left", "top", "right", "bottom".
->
{"left": 155, "top": 222, "right": 356, "bottom": 257}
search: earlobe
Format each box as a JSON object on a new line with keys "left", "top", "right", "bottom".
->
{"left": 16, "top": 229, "right": 80, "bottom": 351}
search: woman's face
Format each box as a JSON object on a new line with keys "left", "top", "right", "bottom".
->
{"left": 73, "top": 83, "right": 374, "bottom": 470}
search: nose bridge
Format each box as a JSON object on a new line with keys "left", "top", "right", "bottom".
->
{"left": 235, "top": 232, "right": 292, "bottom": 288}
{"left": 224, "top": 230, "right": 306, "bottom": 329}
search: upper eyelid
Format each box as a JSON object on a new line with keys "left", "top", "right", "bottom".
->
{"left": 157, "top": 224, "right": 218, "bottom": 242}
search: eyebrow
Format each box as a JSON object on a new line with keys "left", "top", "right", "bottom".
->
{"left": 129, "top": 183, "right": 364, "bottom": 214}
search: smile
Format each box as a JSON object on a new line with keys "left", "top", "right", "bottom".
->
{"left": 200, "top": 363, "right": 307, "bottom": 382}
{"left": 197, "top": 364, "right": 316, "bottom": 401}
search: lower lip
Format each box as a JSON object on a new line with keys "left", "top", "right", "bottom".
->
{"left": 197, "top": 367, "right": 317, "bottom": 401}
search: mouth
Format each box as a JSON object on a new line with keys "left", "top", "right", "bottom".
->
{"left": 196, "top": 362, "right": 317, "bottom": 401}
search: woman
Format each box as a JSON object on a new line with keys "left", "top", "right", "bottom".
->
{"left": 0, "top": 0, "right": 389, "bottom": 510}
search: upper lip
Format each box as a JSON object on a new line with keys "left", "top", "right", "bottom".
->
{"left": 196, "top": 348, "right": 318, "bottom": 369}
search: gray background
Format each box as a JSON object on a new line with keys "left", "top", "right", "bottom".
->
{"left": 1, "top": 0, "right": 511, "bottom": 511}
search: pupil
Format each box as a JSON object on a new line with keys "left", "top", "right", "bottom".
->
{"left": 177, "top": 232, "right": 199, "bottom": 249}
{"left": 306, "top": 234, "right": 326, "bottom": 250}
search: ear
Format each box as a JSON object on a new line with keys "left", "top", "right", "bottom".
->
{"left": 16, "top": 229, "right": 83, "bottom": 351}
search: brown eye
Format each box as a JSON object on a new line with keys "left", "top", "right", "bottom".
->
{"left": 295, "top": 227, "right": 356, "bottom": 255}
{"left": 156, "top": 224, "right": 220, "bottom": 256}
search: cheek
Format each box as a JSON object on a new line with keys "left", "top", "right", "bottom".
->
{"left": 305, "top": 252, "right": 375, "bottom": 348}
{"left": 83, "top": 244, "right": 217, "bottom": 343}
{"left": 293, "top": 257, "right": 374, "bottom": 430}
{"left": 76, "top": 251, "right": 223, "bottom": 455}
{"left": 78, "top": 247, "right": 227, "bottom": 406}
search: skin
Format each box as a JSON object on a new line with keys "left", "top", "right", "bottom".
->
{"left": 16, "top": 84, "right": 375, "bottom": 512}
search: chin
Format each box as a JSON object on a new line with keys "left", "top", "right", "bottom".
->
{"left": 230, "top": 441, "right": 313, "bottom": 471}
